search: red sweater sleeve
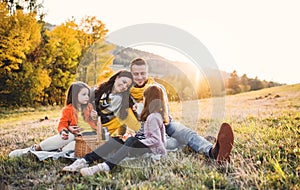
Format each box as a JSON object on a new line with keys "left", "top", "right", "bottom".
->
{"left": 57, "top": 106, "right": 72, "bottom": 133}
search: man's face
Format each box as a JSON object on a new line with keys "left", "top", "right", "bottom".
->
{"left": 131, "top": 65, "right": 148, "bottom": 87}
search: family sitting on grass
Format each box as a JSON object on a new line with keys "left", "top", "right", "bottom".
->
{"left": 9, "top": 58, "right": 234, "bottom": 177}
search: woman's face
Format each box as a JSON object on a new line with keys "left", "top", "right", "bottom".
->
{"left": 112, "top": 76, "right": 132, "bottom": 93}
{"left": 77, "top": 88, "right": 89, "bottom": 105}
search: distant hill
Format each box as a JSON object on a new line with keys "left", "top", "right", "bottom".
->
{"left": 110, "top": 44, "right": 230, "bottom": 81}
{"left": 109, "top": 45, "right": 234, "bottom": 100}
{"left": 111, "top": 45, "right": 182, "bottom": 76}
{"left": 108, "top": 44, "right": 283, "bottom": 100}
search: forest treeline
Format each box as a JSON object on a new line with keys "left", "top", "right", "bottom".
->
{"left": 225, "top": 70, "right": 282, "bottom": 95}
{"left": 0, "top": 0, "right": 282, "bottom": 107}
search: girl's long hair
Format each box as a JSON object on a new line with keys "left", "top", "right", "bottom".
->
{"left": 66, "top": 81, "right": 90, "bottom": 119}
{"left": 94, "top": 70, "right": 133, "bottom": 120}
{"left": 140, "top": 85, "right": 169, "bottom": 125}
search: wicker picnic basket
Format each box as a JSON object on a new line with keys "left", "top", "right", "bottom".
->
{"left": 75, "top": 116, "right": 104, "bottom": 158}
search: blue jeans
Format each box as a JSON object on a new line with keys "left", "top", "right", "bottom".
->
{"left": 166, "top": 120, "right": 212, "bottom": 156}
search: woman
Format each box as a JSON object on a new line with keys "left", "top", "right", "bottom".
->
{"left": 93, "top": 70, "right": 140, "bottom": 135}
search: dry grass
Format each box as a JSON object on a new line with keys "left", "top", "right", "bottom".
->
{"left": 1, "top": 84, "right": 300, "bottom": 189}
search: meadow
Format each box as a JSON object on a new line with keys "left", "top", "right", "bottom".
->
{"left": 0, "top": 84, "right": 299, "bottom": 189}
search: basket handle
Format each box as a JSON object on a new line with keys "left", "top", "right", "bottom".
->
{"left": 97, "top": 116, "right": 102, "bottom": 143}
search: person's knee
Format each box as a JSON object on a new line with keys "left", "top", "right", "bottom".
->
{"left": 124, "top": 137, "right": 137, "bottom": 146}
{"left": 166, "top": 122, "right": 176, "bottom": 136}
{"left": 166, "top": 121, "right": 188, "bottom": 136}
{"left": 105, "top": 137, "right": 123, "bottom": 146}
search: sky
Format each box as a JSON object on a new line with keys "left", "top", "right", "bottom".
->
{"left": 43, "top": 0, "right": 300, "bottom": 84}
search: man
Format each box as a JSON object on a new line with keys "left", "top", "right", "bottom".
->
{"left": 129, "top": 58, "right": 234, "bottom": 163}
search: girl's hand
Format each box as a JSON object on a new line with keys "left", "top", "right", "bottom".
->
{"left": 68, "top": 125, "right": 82, "bottom": 135}
{"left": 60, "top": 129, "right": 69, "bottom": 140}
{"left": 91, "top": 109, "right": 98, "bottom": 120}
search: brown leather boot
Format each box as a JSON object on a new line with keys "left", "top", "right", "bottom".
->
{"left": 209, "top": 123, "right": 234, "bottom": 164}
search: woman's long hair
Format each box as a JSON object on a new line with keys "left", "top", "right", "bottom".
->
{"left": 66, "top": 81, "right": 90, "bottom": 119}
{"left": 140, "top": 85, "right": 169, "bottom": 125}
{"left": 94, "top": 70, "right": 133, "bottom": 120}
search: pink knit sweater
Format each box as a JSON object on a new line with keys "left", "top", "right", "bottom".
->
{"left": 140, "top": 113, "right": 166, "bottom": 156}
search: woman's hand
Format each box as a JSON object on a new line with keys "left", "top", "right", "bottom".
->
{"left": 132, "top": 103, "right": 138, "bottom": 112}
{"left": 135, "top": 102, "right": 144, "bottom": 115}
{"left": 68, "top": 125, "right": 82, "bottom": 135}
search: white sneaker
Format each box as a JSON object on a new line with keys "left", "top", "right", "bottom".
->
{"left": 8, "top": 144, "right": 37, "bottom": 158}
{"left": 8, "top": 147, "right": 30, "bottom": 158}
{"left": 62, "top": 158, "right": 88, "bottom": 172}
{"left": 80, "top": 163, "right": 110, "bottom": 176}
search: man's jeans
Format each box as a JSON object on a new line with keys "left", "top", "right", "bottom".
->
{"left": 166, "top": 121, "right": 212, "bottom": 156}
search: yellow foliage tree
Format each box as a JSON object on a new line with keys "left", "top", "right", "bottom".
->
{"left": 41, "top": 21, "right": 81, "bottom": 105}
{"left": 0, "top": 3, "right": 43, "bottom": 106}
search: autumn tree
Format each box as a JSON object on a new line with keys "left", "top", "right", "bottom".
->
{"left": 226, "top": 70, "right": 240, "bottom": 94}
{"left": 77, "top": 16, "right": 108, "bottom": 49}
{"left": 249, "top": 77, "right": 264, "bottom": 91}
{"left": 74, "top": 16, "right": 114, "bottom": 86}
{"left": 40, "top": 22, "right": 81, "bottom": 105}
{"left": 239, "top": 74, "right": 251, "bottom": 92}
{"left": 0, "top": 3, "right": 44, "bottom": 106}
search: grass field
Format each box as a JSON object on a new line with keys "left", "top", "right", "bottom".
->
{"left": 0, "top": 84, "right": 299, "bottom": 189}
